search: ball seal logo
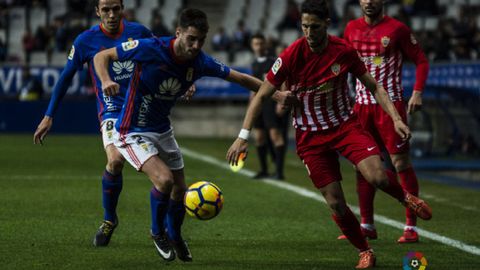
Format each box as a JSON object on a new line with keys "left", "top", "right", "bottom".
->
{"left": 272, "top": 58, "right": 282, "bottom": 75}
{"left": 68, "top": 45, "right": 75, "bottom": 60}
{"left": 121, "top": 40, "right": 139, "bottom": 51}
{"left": 403, "top": 251, "right": 428, "bottom": 270}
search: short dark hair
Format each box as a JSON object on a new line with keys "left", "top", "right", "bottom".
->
{"left": 93, "top": 0, "right": 124, "bottom": 8}
{"left": 178, "top": 8, "right": 209, "bottom": 33}
{"left": 250, "top": 32, "right": 266, "bottom": 42}
{"left": 301, "top": 0, "right": 330, "bottom": 20}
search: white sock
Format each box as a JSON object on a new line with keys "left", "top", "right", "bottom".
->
{"left": 361, "top": 223, "right": 376, "bottom": 231}
{"left": 404, "top": 225, "right": 417, "bottom": 232}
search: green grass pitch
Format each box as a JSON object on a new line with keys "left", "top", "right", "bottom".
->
{"left": 1, "top": 134, "right": 479, "bottom": 269}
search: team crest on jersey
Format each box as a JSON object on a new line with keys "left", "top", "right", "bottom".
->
{"left": 121, "top": 40, "right": 139, "bottom": 51}
{"left": 410, "top": 34, "right": 418, "bottom": 45}
{"left": 381, "top": 36, "right": 390, "bottom": 47}
{"left": 331, "top": 63, "right": 340, "bottom": 76}
{"left": 186, "top": 68, "right": 194, "bottom": 81}
{"left": 68, "top": 45, "right": 75, "bottom": 60}
{"left": 112, "top": 61, "right": 134, "bottom": 74}
{"left": 272, "top": 58, "right": 282, "bottom": 75}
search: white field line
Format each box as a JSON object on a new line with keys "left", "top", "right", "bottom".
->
{"left": 421, "top": 192, "right": 479, "bottom": 212}
{"left": 181, "top": 147, "right": 480, "bottom": 256}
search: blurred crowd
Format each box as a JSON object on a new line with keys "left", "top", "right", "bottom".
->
{"left": 0, "top": 0, "right": 172, "bottom": 63}
{"left": 211, "top": 0, "right": 480, "bottom": 63}
{"left": 1, "top": 0, "right": 480, "bottom": 64}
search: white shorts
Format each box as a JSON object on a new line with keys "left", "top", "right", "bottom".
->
{"left": 101, "top": 118, "right": 119, "bottom": 148}
{"left": 114, "top": 128, "right": 184, "bottom": 171}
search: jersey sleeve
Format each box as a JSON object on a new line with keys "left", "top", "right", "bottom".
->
{"left": 398, "top": 24, "right": 429, "bottom": 91}
{"left": 343, "top": 22, "right": 352, "bottom": 45}
{"left": 200, "top": 54, "right": 230, "bottom": 79}
{"left": 266, "top": 49, "right": 290, "bottom": 88}
{"left": 45, "top": 35, "right": 87, "bottom": 117}
{"left": 116, "top": 38, "right": 158, "bottom": 63}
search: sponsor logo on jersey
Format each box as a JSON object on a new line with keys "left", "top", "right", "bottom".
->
{"left": 381, "top": 36, "right": 390, "bottom": 47}
{"left": 186, "top": 68, "right": 194, "bottom": 82}
{"left": 331, "top": 63, "right": 340, "bottom": 76}
{"left": 213, "top": 58, "right": 226, "bottom": 72}
{"left": 158, "top": 78, "right": 182, "bottom": 98}
{"left": 112, "top": 61, "right": 134, "bottom": 74}
{"left": 138, "top": 94, "right": 153, "bottom": 127}
{"left": 272, "top": 58, "right": 282, "bottom": 75}
{"left": 296, "top": 81, "right": 333, "bottom": 94}
{"left": 121, "top": 40, "right": 139, "bottom": 51}
{"left": 360, "top": 55, "right": 384, "bottom": 66}
{"left": 410, "top": 34, "right": 418, "bottom": 45}
{"left": 68, "top": 45, "right": 75, "bottom": 60}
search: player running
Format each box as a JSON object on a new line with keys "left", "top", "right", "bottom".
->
{"left": 226, "top": 0, "right": 431, "bottom": 268}
{"left": 342, "top": 0, "right": 429, "bottom": 243}
{"left": 33, "top": 0, "right": 154, "bottom": 247}
{"left": 93, "top": 8, "right": 291, "bottom": 262}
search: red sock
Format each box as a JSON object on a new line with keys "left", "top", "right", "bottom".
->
{"left": 332, "top": 207, "right": 369, "bottom": 251}
{"left": 378, "top": 169, "right": 405, "bottom": 202}
{"left": 399, "top": 167, "right": 419, "bottom": 226}
{"left": 356, "top": 171, "right": 375, "bottom": 224}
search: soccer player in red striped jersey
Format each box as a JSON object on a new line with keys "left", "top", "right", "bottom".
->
{"left": 343, "top": 0, "right": 429, "bottom": 244}
{"left": 227, "top": 0, "right": 431, "bottom": 268}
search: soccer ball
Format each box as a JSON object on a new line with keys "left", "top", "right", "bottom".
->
{"left": 184, "top": 181, "right": 224, "bottom": 220}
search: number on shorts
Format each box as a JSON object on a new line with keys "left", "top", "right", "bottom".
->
{"left": 132, "top": 135, "right": 146, "bottom": 145}
{"left": 106, "top": 120, "right": 114, "bottom": 131}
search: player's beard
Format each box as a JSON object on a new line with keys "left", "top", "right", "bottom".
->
{"left": 363, "top": 4, "right": 383, "bottom": 20}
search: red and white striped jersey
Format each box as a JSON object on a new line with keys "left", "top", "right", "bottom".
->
{"left": 344, "top": 16, "right": 429, "bottom": 105}
{"left": 266, "top": 36, "right": 366, "bottom": 132}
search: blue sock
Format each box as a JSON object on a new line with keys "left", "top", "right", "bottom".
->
{"left": 150, "top": 187, "right": 169, "bottom": 236}
{"left": 102, "top": 170, "right": 123, "bottom": 222}
{"left": 165, "top": 199, "right": 186, "bottom": 241}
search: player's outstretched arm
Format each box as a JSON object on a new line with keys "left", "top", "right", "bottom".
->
{"left": 358, "top": 72, "right": 411, "bottom": 141}
{"left": 93, "top": 48, "right": 120, "bottom": 96}
{"left": 226, "top": 80, "right": 276, "bottom": 166}
{"left": 33, "top": 116, "right": 53, "bottom": 145}
{"left": 226, "top": 69, "right": 300, "bottom": 108}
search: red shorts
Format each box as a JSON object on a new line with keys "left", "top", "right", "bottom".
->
{"left": 353, "top": 100, "right": 409, "bottom": 155}
{"left": 295, "top": 116, "right": 380, "bottom": 189}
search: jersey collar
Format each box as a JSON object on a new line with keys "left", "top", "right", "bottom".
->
{"left": 100, "top": 18, "right": 125, "bottom": 39}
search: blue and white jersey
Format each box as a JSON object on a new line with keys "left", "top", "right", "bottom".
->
{"left": 114, "top": 36, "right": 230, "bottom": 134}
{"left": 45, "top": 19, "right": 153, "bottom": 122}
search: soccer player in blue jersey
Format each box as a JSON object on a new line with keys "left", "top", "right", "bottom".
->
{"left": 33, "top": 0, "right": 154, "bottom": 247}
{"left": 93, "top": 8, "right": 290, "bottom": 262}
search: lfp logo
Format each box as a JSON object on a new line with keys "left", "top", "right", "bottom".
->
{"left": 403, "top": 251, "right": 428, "bottom": 270}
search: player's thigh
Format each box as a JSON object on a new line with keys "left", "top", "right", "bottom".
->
{"left": 101, "top": 119, "right": 118, "bottom": 148}
{"left": 375, "top": 101, "right": 410, "bottom": 154}
{"left": 141, "top": 155, "right": 174, "bottom": 191}
{"left": 318, "top": 181, "right": 347, "bottom": 213}
{"left": 154, "top": 129, "right": 185, "bottom": 171}
{"left": 356, "top": 154, "right": 385, "bottom": 184}
{"left": 335, "top": 118, "right": 381, "bottom": 165}
{"left": 297, "top": 148, "right": 342, "bottom": 189}
{"left": 114, "top": 132, "right": 159, "bottom": 171}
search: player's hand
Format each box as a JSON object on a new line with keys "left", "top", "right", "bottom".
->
{"left": 393, "top": 119, "right": 411, "bottom": 141}
{"left": 182, "top": 84, "right": 196, "bottom": 101}
{"left": 33, "top": 116, "right": 53, "bottom": 145}
{"left": 273, "top": 90, "right": 301, "bottom": 109}
{"left": 407, "top": 90, "right": 422, "bottom": 115}
{"left": 102, "top": 80, "right": 120, "bottom": 96}
{"left": 226, "top": 138, "right": 248, "bottom": 166}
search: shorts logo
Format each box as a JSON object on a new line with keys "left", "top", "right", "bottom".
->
{"left": 112, "top": 61, "right": 134, "bottom": 74}
{"left": 68, "top": 45, "right": 75, "bottom": 60}
{"left": 271, "top": 58, "right": 282, "bottom": 75}
{"left": 331, "top": 63, "right": 340, "bottom": 76}
{"left": 410, "top": 34, "right": 418, "bottom": 45}
{"left": 381, "top": 36, "right": 390, "bottom": 47}
{"left": 367, "top": 146, "right": 376, "bottom": 151}
{"left": 121, "top": 40, "right": 139, "bottom": 51}
{"left": 403, "top": 251, "right": 427, "bottom": 270}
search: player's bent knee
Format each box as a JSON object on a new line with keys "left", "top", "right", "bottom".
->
{"left": 107, "top": 159, "right": 124, "bottom": 174}
{"left": 328, "top": 201, "right": 347, "bottom": 216}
